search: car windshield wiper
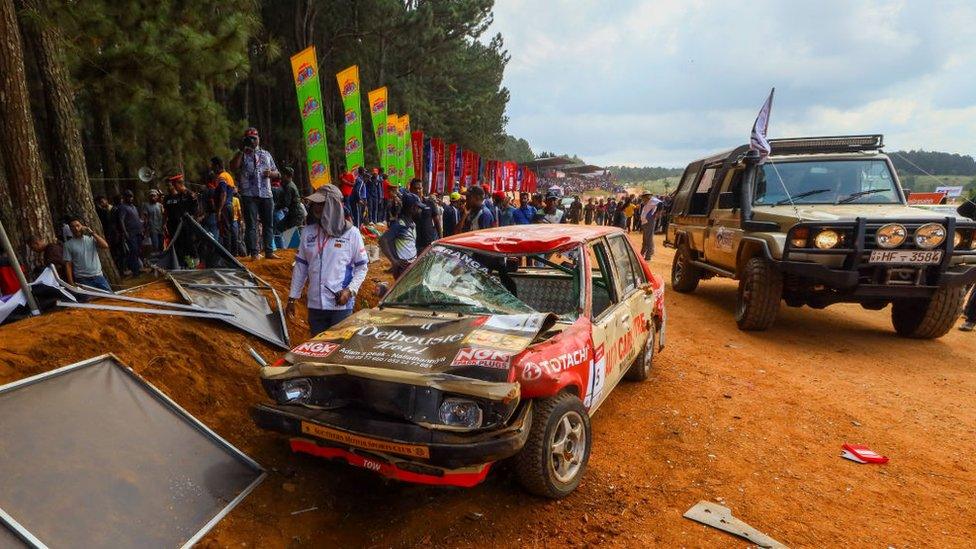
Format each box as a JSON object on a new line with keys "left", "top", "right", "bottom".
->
{"left": 775, "top": 188, "right": 831, "bottom": 206}
{"left": 836, "top": 188, "right": 890, "bottom": 204}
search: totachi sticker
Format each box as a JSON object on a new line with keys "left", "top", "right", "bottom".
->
{"left": 291, "top": 341, "right": 340, "bottom": 358}
{"left": 450, "top": 348, "right": 513, "bottom": 370}
{"left": 584, "top": 345, "right": 606, "bottom": 409}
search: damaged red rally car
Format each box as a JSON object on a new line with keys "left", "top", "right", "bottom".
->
{"left": 252, "top": 225, "right": 666, "bottom": 498}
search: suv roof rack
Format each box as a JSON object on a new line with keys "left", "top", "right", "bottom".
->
{"left": 769, "top": 134, "right": 884, "bottom": 156}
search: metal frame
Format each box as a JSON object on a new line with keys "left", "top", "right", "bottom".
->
{"left": 50, "top": 269, "right": 235, "bottom": 316}
{"left": 0, "top": 354, "right": 265, "bottom": 549}
{"left": 57, "top": 301, "right": 231, "bottom": 319}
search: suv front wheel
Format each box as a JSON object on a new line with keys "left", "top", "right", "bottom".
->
{"left": 735, "top": 257, "right": 782, "bottom": 331}
{"left": 891, "top": 285, "right": 967, "bottom": 339}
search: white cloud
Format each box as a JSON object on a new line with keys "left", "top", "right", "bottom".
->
{"left": 490, "top": 0, "right": 976, "bottom": 167}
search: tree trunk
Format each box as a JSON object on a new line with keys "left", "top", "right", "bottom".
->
{"left": 0, "top": 154, "right": 23, "bottom": 255}
{"left": 95, "top": 100, "right": 120, "bottom": 196}
{"left": 0, "top": 0, "right": 56, "bottom": 254}
{"left": 17, "top": 0, "right": 120, "bottom": 283}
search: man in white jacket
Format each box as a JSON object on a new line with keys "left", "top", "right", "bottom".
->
{"left": 286, "top": 185, "right": 369, "bottom": 336}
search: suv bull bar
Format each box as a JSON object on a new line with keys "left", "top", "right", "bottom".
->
{"left": 776, "top": 217, "right": 976, "bottom": 295}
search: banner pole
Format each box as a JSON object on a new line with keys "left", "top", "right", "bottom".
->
{"left": 0, "top": 217, "right": 40, "bottom": 316}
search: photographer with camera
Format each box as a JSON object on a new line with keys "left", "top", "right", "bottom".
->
{"left": 230, "top": 127, "right": 280, "bottom": 260}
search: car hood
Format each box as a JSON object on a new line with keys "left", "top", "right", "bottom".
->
{"left": 283, "top": 307, "right": 557, "bottom": 383}
{"left": 752, "top": 203, "right": 969, "bottom": 224}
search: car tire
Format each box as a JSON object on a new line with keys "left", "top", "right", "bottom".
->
{"left": 891, "top": 285, "right": 967, "bottom": 339}
{"left": 735, "top": 257, "right": 782, "bottom": 331}
{"left": 624, "top": 322, "right": 656, "bottom": 381}
{"left": 671, "top": 243, "right": 701, "bottom": 293}
{"left": 514, "top": 392, "right": 592, "bottom": 499}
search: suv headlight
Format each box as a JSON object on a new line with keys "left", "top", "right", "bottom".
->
{"left": 954, "top": 230, "right": 963, "bottom": 248}
{"left": 279, "top": 378, "right": 312, "bottom": 404}
{"left": 438, "top": 398, "right": 483, "bottom": 429}
{"left": 876, "top": 223, "right": 907, "bottom": 249}
{"left": 914, "top": 223, "right": 946, "bottom": 249}
{"left": 814, "top": 230, "right": 840, "bottom": 249}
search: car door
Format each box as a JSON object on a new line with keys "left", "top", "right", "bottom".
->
{"left": 584, "top": 240, "right": 620, "bottom": 411}
{"left": 606, "top": 234, "right": 653, "bottom": 375}
{"left": 703, "top": 167, "right": 744, "bottom": 270}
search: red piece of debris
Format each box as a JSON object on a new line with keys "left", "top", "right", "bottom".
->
{"left": 841, "top": 443, "right": 889, "bottom": 464}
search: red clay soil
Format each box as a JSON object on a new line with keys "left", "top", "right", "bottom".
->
{"left": 1, "top": 237, "right": 975, "bottom": 547}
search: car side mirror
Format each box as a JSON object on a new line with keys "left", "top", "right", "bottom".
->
{"left": 717, "top": 192, "right": 738, "bottom": 210}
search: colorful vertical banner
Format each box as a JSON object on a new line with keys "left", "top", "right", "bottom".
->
{"left": 423, "top": 137, "right": 433, "bottom": 191}
{"left": 367, "top": 87, "right": 388, "bottom": 166}
{"left": 433, "top": 138, "right": 446, "bottom": 193}
{"left": 403, "top": 115, "right": 415, "bottom": 182}
{"left": 454, "top": 146, "right": 464, "bottom": 185}
{"left": 446, "top": 144, "right": 457, "bottom": 190}
{"left": 290, "top": 46, "right": 331, "bottom": 188}
{"left": 335, "top": 65, "right": 365, "bottom": 172}
{"left": 384, "top": 114, "right": 399, "bottom": 185}
{"left": 411, "top": 131, "right": 424, "bottom": 182}
{"left": 396, "top": 116, "right": 408, "bottom": 187}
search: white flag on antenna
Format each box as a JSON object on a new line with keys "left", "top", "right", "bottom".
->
{"left": 750, "top": 87, "right": 775, "bottom": 162}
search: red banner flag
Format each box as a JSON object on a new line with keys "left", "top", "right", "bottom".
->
{"left": 447, "top": 144, "right": 457, "bottom": 190}
{"left": 411, "top": 131, "right": 424, "bottom": 182}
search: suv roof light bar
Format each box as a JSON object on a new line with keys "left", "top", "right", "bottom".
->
{"left": 769, "top": 134, "right": 884, "bottom": 155}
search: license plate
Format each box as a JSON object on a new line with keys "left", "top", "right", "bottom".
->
{"left": 300, "top": 421, "right": 430, "bottom": 458}
{"left": 869, "top": 250, "right": 942, "bottom": 264}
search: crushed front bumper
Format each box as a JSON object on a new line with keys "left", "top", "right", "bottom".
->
{"left": 251, "top": 400, "right": 532, "bottom": 471}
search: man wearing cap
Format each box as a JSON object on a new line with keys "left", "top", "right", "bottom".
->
{"left": 442, "top": 191, "right": 462, "bottom": 236}
{"left": 141, "top": 189, "right": 164, "bottom": 253}
{"left": 230, "top": 127, "right": 280, "bottom": 260}
{"left": 538, "top": 193, "right": 566, "bottom": 224}
{"left": 287, "top": 185, "right": 369, "bottom": 335}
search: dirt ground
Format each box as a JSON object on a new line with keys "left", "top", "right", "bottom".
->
{"left": 1, "top": 233, "right": 975, "bottom": 547}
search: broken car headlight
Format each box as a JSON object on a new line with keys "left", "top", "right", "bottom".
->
{"left": 914, "top": 223, "right": 946, "bottom": 250}
{"left": 279, "top": 378, "right": 312, "bottom": 404}
{"left": 438, "top": 398, "right": 483, "bottom": 429}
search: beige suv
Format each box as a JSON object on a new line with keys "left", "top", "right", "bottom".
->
{"left": 665, "top": 135, "right": 976, "bottom": 339}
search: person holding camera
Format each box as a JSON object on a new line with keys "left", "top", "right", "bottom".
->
{"left": 230, "top": 127, "right": 280, "bottom": 260}
{"left": 63, "top": 216, "right": 112, "bottom": 292}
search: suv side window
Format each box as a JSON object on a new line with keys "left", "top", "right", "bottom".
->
{"left": 672, "top": 163, "right": 701, "bottom": 216}
{"left": 607, "top": 235, "right": 642, "bottom": 295}
{"left": 688, "top": 167, "right": 718, "bottom": 215}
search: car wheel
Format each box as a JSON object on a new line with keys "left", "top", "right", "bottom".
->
{"left": 735, "top": 257, "right": 782, "bottom": 331}
{"left": 514, "top": 392, "right": 591, "bottom": 499}
{"left": 891, "top": 285, "right": 967, "bottom": 339}
{"left": 671, "top": 242, "right": 701, "bottom": 293}
{"left": 624, "top": 322, "right": 656, "bottom": 381}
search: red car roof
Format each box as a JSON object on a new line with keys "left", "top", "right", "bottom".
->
{"left": 438, "top": 224, "right": 623, "bottom": 254}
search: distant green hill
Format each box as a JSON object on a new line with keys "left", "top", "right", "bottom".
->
{"left": 899, "top": 173, "right": 976, "bottom": 194}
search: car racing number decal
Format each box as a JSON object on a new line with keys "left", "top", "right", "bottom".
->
{"left": 583, "top": 344, "right": 605, "bottom": 409}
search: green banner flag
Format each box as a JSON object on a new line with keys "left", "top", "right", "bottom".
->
{"left": 336, "top": 65, "right": 365, "bottom": 172}
{"left": 290, "top": 46, "right": 331, "bottom": 188}
{"left": 384, "top": 114, "right": 399, "bottom": 185}
{"left": 396, "top": 116, "right": 407, "bottom": 187}
{"left": 367, "top": 87, "right": 388, "bottom": 168}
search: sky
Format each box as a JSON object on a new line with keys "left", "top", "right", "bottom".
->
{"left": 489, "top": 0, "right": 976, "bottom": 167}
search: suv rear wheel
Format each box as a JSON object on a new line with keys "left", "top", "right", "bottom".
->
{"left": 891, "top": 285, "right": 967, "bottom": 339}
{"left": 735, "top": 257, "right": 782, "bottom": 331}
{"left": 514, "top": 392, "right": 591, "bottom": 499}
{"left": 671, "top": 243, "right": 701, "bottom": 293}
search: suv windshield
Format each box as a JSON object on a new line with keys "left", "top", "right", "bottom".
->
{"left": 754, "top": 159, "right": 901, "bottom": 206}
{"left": 382, "top": 245, "right": 536, "bottom": 315}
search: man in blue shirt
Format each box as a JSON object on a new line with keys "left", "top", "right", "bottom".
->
{"left": 380, "top": 192, "right": 421, "bottom": 278}
{"left": 442, "top": 192, "right": 462, "bottom": 236}
{"left": 512, "top": 192, "right": 536, "bottom": 225}
{"left": 461, "top": 185, "right": 495, "bottom": 232}
{"left": 230, "top": 127, "right": 280, "bottom": 260}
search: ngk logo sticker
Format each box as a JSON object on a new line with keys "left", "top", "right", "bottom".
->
{"left": 291, "top": 341, "right": 339, "bottom": 358}
{"left": 451, "top": 348, "right": 513, "bottom": 370}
